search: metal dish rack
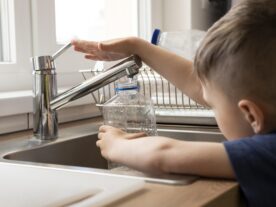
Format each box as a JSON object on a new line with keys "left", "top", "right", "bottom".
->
{"left": 80, "top": 65, "right": 216, "bottom": 125}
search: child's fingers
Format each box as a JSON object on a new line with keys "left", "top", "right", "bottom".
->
{"left": 126, "top": 132, "right": 147, "bottom": 139}
{"left": 72, "top": 39, "right": 99, "bottom": 53}
{"left": 98, "top": 132, "right": 103, "bottom": 140}
{"left": 98, "top": 41, "right": 118, "bottom": 52}
{"left": 85, "top": 54, "right": 103, "bottom": 61}
{"left": 84, "top": 54, "right": 97, "bottom": 59}
{"left": 99, "top": 125, "right": 116, "bottom": 132}
{"left": 96, "top": 140, "right": 102, "bottom": 147}
{"left": 98, "top": 125, "right": 106, "bottom": 132}
{"left": 85, "top": 53, "right": 123, "bottom": 61}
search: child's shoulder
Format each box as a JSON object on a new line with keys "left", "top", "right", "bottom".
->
{"left": 248, "top": 132, "right": 276, "bottom": 149}
{"left": 223, "top": 131, "right": 276, "bottom": 206}
{"left": 224, "top": 131, "right": 276, "bottom": 153}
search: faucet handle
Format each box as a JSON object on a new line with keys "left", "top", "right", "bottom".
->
{"left": 31, "top": 42, "right": 72, "bottom": 71}
{"left": 52, "top": 42, "right": 72, "bottom": 60}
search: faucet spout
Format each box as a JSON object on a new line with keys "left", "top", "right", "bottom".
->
{"left": 31, "top": 53, "right": 142, "bottom": 140}
{"left": 50, "top": 55, "right": 141, "bottom": 111}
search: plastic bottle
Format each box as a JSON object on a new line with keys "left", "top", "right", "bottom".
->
{"left": 151, "top": 28, "right": 206, "bottom": 60}
{"left": 102, "top": 78, "right": 157, "bottom": 169}
{"left": 103, "top": 78, "right": 157, "bottom": 135}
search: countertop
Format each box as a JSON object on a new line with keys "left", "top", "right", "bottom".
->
{"left": 0, "top": 118, "right": 241, "bottom": 207}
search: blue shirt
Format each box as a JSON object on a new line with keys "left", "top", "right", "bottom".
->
{"left": 224, "top": 133, "right": 276, "bottom": 207}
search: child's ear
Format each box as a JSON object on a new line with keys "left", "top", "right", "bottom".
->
{"left": 238, "top": 100, "right": 264, "bottom": 134}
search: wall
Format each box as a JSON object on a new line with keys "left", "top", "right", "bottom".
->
{"left": 161, "top": 0, "right": 232, "bottom": 32}
{"left": 163, "top": 0, "right": 191, "bottom": 31}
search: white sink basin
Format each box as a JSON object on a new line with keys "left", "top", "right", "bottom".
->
{"left": 0, "top": 162, "right": 144, "bottom": 207}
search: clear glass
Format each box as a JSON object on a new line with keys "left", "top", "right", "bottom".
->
{"left": 0, "top": 0, "right": 13, "bottom": 62}
{"left": 0, "top": 0, "right": 2, "bottom": 61}
{"left": 55, "top": 0, "right": 138, "bottom": 44}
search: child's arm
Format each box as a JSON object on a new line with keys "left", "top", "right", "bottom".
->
{"left": 72, "top": 37, "right": 206, "bottom": 106}
{"left": 97, "top": 125, "right": 235, "bottom": 179}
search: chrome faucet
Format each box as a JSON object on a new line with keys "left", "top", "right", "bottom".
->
{"left": 31, "top": 43, "right": 142, "bottom": 140}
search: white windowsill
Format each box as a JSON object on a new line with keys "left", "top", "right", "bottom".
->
{"left": 0, "top": 90, "right": 33, "bottom": 117}
{"left": 0, "top": 103, "right": 102, "bottom": 136}
{"left": 0, "top": 88, "right": 97, "bottom": 117}
{"left": 0, "top": 89, "right": 102, "bottom": 135}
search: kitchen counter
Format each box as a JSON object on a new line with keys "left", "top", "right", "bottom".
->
{"left": 108, "top": 179, "right": 240, "bottom": 207}
{"left": 0, "top": 118, "right": 241, "bottom": 207}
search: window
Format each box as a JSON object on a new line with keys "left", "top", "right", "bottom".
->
{"left": 55, "top": 0, "right": 138, "bottom": 44}
{"left": 0, "top": 1, "right": 3, "bottom": 61}
{"left": 0, "top": 0, "right": 161, "bottom": 91}
{"left": 0, "top": 0, "right": 15, "bottom": 62}
{"left": 0, "top": 0, "right": 162, "bottom": 117}
{"left": 32, "top": 0, "right": 144, "bottom": 88}
{"left": 0, "top": 0, "right": 32, "bottom": 92}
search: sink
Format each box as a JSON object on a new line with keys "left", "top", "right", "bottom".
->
{"left": 3, "top": 123, "right": 225, "bottom": 185}
{"left": 5, "top": 134, "right": 108, "bottom": 170}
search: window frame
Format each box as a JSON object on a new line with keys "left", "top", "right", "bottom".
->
{"left": 0, "top": 0, "right": 14, "bottom": 62}
{"left": 0, "top": 0, "right": 33, "bottom": 91}
{"left": 138, "top": 0, "right": 163, "bottom": 40}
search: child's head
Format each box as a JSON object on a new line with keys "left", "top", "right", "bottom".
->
{"left": 194, "top": 0, "right": 276, "bottom": 139}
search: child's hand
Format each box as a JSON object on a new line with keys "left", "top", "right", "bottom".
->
{"left": 71, "top": 38, "right": 138, "bottom": 61}
{"left": 96, "top": 125, "right": 146, "bottom": 160}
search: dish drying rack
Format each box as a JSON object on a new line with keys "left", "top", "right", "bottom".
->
{"left": 79, "top": 64, "right": 216, "bottom": 125}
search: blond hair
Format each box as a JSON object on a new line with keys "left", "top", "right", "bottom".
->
{"left": 194, "top": 0, "right": 276, "bottom": 106}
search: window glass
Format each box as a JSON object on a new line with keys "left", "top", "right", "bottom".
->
{"left": 0, "top": 0, "right": 13, "bottom": 62}
{"left": 0, "top": 0, "right": 3, "bottom": 61}
{"left": 55, "top": 0, "right": 138, "bottom": 44}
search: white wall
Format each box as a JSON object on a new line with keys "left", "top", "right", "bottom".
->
{"left": 161, "top": 0, "right": 232, "bottom": 32}
{"left": 163, "top": 0, "right": 191, "bottom": 31}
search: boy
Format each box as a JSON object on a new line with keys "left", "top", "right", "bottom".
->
{"left": 72, "top": 0, "right": 276, "bottom": 206}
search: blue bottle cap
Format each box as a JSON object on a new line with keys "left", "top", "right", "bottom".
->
{"left": 115, "top": 81, "right": 139, "bottom": 91}
{"left": 151, "top": 29, "right": 161, "bottom": 45}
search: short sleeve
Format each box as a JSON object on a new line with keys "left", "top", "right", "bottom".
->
{"left": 224, "top": 134, "right": 276, "bottom": 207}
